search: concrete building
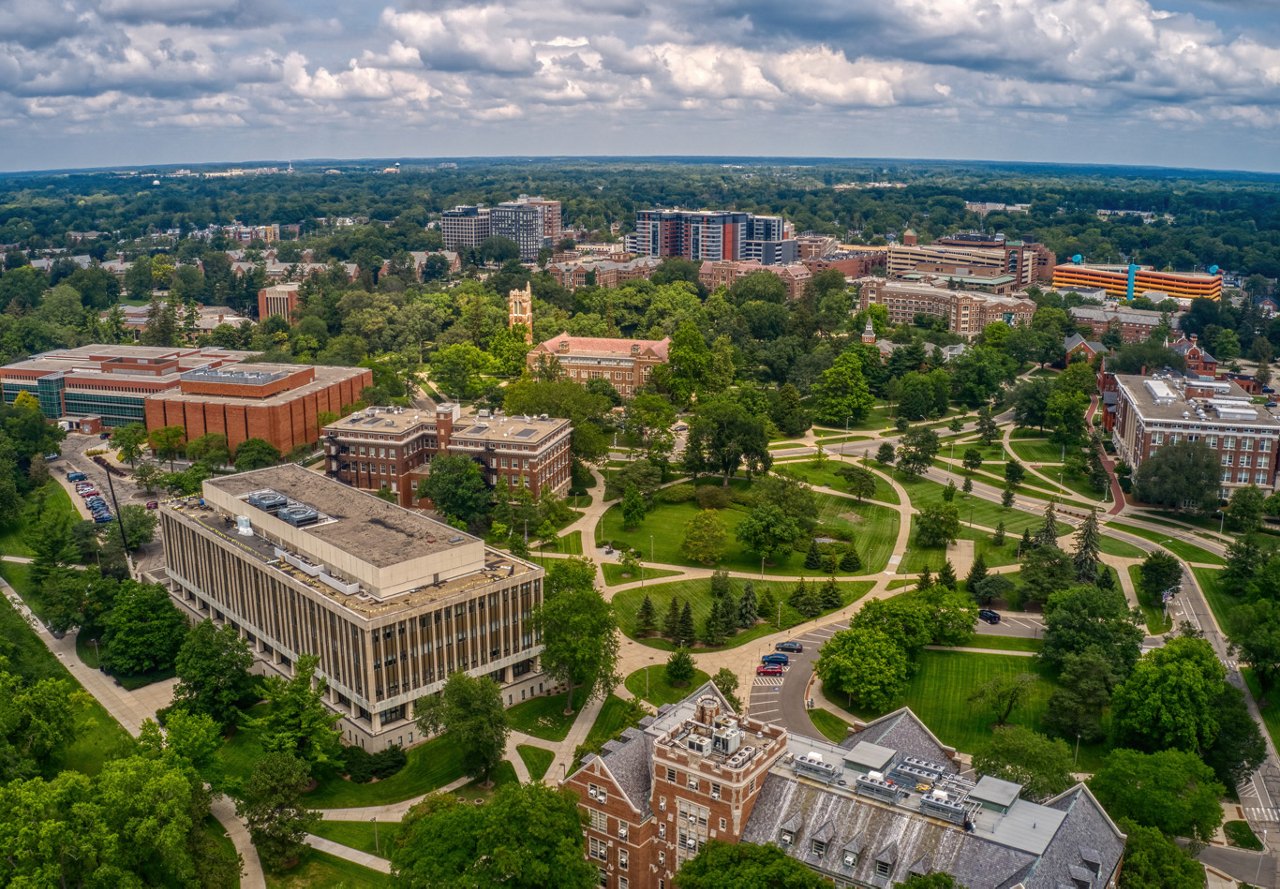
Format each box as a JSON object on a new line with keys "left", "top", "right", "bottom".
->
{"left": 441, "top": 205, "right": 491, "bottom": 252}
{"left": 1069, "top": 304, "right": 1182, "bottom": 344}
{"left": 107, "top": 303, "right": 250, "bottom": 340}
{"left": 566, "top": 685, "right": 1125, "bottom": 889}
{"left": 887, "top": 234, "right": 1054, "bottom": 286}
{"left": 527, "top": 334, "right": 670, "bottom": 398}
{"left": 161, "top": 465, "right": 547, "bottom": 751}
{"left": 490, "top": 202, "right": 552, "bottom": 262}
{"left": 633, "top": 209, "right": 796, "bottom": 265}
{"left": 699, "top": 259, "right": 812, "bottom": 301}
{"left": 1112, "top": 373, "right": 1280, "bottom": 498}
{"left": 1052, "top": 263, "right": 1222, "bottom": 302}
{"left": 323, "top": 403, "right": 573, "bottom": 508}
{"left": 858, "top": 278, "right": 1036, "bottom": 338}
{"left": 442, "top": 197, "right": 561, "bottom": 261}
{"left": 258, "top": 282, "right": 301, "bottom": 321}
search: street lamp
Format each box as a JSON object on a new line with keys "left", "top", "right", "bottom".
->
{"left": 1256, "top": 829, "right": 1268, "bottom": 886}
{"left": 371, "top": 817, "right": 380, "bottom": 855}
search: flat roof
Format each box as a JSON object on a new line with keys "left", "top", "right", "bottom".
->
{"left": 150, "top": 363, "right": 366, "bottom": 405}
{"left": 325, "top": 406, "right": 570, "bottom": 446}
{"left": 205, "top": 464, "right": 472, "bottom": 566}
{"left": 1115, "top": 374, "right": 1280, "bottom": 428}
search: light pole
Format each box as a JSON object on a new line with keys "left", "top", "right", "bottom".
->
{"left": 1256, "top": 829, "right": 1268, "bottom": 886}
{"left": 371, "top": 816, "right": 379, "bottom": 855}
{"left": 1073, "top": 733, "right": 1081, "bottom": 767}
{"left": 761, "top": 555, "right": 765, "bottom": 580}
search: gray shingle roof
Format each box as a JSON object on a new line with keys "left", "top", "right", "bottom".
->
{"left": 840, "top": 708, "right": 956, "bottom": 771}
{"left": 595, "top": 726, "right": 653, "bottom": 819}
{"left": 1023, "top": 785, "right": 1126, "bottom": 889}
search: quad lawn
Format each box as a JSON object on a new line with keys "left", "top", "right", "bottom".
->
{"left": 575, "top": 695, "right": 647, "bottom": 766}
{"left": 625, "top": 665, "right": 711, "bottom": 707}
{"left": 1106, "top": 522, "right": 1225, "bottom": 565}
{"left": 950, "top": 635, "right": 1043, "bottom": 653}
{"left": 308, "top": 819, "right": 405, "bottom": 858}
{"left": 898, "top": 521, "right": 1023, "bottom": 574}
{"left": 614, "top": 578, "right": 873, "bottom": 651}
{"left": 517, "top": 744, "right": 554, "bottom": 781}
{"left": 506, "top": 690, "right": 580, "bottom": 742}
{"left": 265, "top": 849, "right": 391, "bottom": 888}
{"left": 601, "top": 563, "right": 682, "bottom": 586}
{"left": 773, "top": 459, "right": 900, "bottom": 504}
{"left": 599, "top": 486, "right": 899, "bottom": 576}
{"left": 897, "top": 476, "right": 1050, "bottom": 535}
{"left": 1243, "top": 669, "right": 1280, "bottom": 750}
{"left": 537, "top": 530, "right": 583, "bottom": 555}
{"left": 1007, "top": 438, "right": 1070, "bottom": 465}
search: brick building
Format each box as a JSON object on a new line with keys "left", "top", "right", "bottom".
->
{"left": 258, "top": 282, "right": 301, "bottom": 321}
{"left": 857, "top": 278, "right": 1036, "bottom": 339}
{"left": 323, "top": 403, "right": 572, "bottom": 508}
{"left": 698, "top": 260, "right": 812, "bottom": 301}
{"left": 545, "top": 256, "right": 661, "bottom": 291}
{"left": 527, "top": 334, "right": 670, "bottom": 398}
{"left": 887, "top": 234, "right": 1054, "bottom": 286}
{"left": 1112, "top": 374, "right": 1280, "bottom": 499}
{"left": 1069, "top": 304, "right": 1183, "bottom": 343}
{"left": 566, "top": 685, "right": 1125, "bottom": 889}
{"left": 161, "top": 465, "right": 548, "bottom": 751}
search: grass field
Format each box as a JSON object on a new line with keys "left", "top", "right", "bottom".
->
{"left": 808, "top": 708, "right": 856, "bottom": 743}
{"left": 886, "top": 578, "right": 917, "bottom": 590}
{"left": 837, "top": 650, "right": 1107, "bottom": 768}
{"left": 1107, "top": 522, "right": 1225, "bottom": 565}
{"left": 1007, "top": 438, "right": 1070, "bottom": 465}
{"left": 813, "top": 433, "right": 872, "bottom": 445}
{"left": 898, "top": 476, "right": 1049, "bottom": 535}
{"left": 1193, "top": 567, "right": 1238, "bottom": 636}
{"left": 537, "top": 530, "right": 583, "bottom": 555}
{"left": 455, "top": 760, "right": 519, "bottom": 801}
{"left": 614, "top": 578, "right": 872, "bottom": 651}
{"left": 506, "top": 691, "right": 579, "bottom": 742}
{"left": 773, "top": 459, "right": 900, "bottom": 505}
{"left": 517, "top": 744, "right": 554, "bottom": 781}
{"left": 308, "top": 819, "right": 404, "bottom": 858}
{"left": 624, "top": 665, "right": 711, "bottom": 706}
{"left": 1128, "top": 565, "right": 1173, "bottom": 634}
{"left": 601, "top": 563, "right": 682, "bottom": 587}
{"left": 1096, "top": 535, "right": 1147, "bottom": 559}
{"left": 265, "top": 849, "right": 391, "bottom": 888}
{"left": 599, "top": 486, "right": 899, "bottom": 576}
{"left": 898, "top": 521, "right": 1022, "bottom": 574}
{"left": 1243, "top": 669, "right": 1280, "bottom": 750}
{"left": 950, "top": 635, "right": 1043, "bottom": 653}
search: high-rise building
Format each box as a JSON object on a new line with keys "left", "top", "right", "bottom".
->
{"left": 443, "top": 197, "right": 562, "bottom": 261}
{"left": 490, "top": 202, "right": 550, "bottom": 261}
{"left": 161, "top": 465, "right": 548, "bottom": 751}
{"left": 633, "top": 209, "right": 796, "bottom": 264}
{"left": 440, "top": 205, "right": 491, "bottom": 252}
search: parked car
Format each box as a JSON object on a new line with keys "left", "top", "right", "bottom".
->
{"left": 146, "top": 501, "right": 158, "bottom": 510}
{"left": 756, "top": 664, "right": 784, "bottom": 676}
{"left": 66, "top": 471, "right": 87, "bottom": 482}
{"left": 99, "top": 432, "right": 110, "bottom": 439}
{"left": 44, "top": 453, "right": 59, "bottom": 461}
{"left": 978, "top": 609, "right": 1001, "bottom": 625}
{"left": 93, "top": 514, "right": 113, "bottom": 524}
{"left": 761, "top": 653, "right": 790, "bottom": 666}
{"left": 775, "top": 641, "right": 804, "bottom": 653}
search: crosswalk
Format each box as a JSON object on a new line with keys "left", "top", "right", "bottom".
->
{"left": 1243, "top": 807, "right": 1280, "bottom": 823}
{"left": 753, "top": 676, "right": 785, "bottom": 688}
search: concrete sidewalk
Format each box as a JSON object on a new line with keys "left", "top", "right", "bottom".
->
{"left": 303, "top": 835, "right": 392, "bottom": 874}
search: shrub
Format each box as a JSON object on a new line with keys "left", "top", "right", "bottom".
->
{"left": 695, "top": 486, "right": 731, "bottom": 510}
{"left": 655, "top": 484, "right": 697, "bottom": 504}
{"left": 342, "top": 743, "right": 407, "bottom": 783}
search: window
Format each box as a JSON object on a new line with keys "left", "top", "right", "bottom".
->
{"left": 876, "top": 861, "right": 892, "bottom": 878}
{"left": 589, "top": 809, "right": 607, "bottom": 831}
{"left": 1226, "top": 436, "right": 1236, "bottom": 449}
{"left": 687, "top": 776, "right": 698, "bottom": 791}
{"left": 1207, "top": 435, "right": 1218, "bottom": 447}
{"left": 812, "top": 839, "right": 827, "bottom": 857}
{"left": 1259, "top": 472, "right": 1269, "bottom": 485}
{"left": 1262, "top": 440, "right": 1273, "bottom": 453}
{"left": 619, "top": 879, "right": 628, "bottom": 889}
{"left": 1240, "top": 470, "right": 1250, "bottom": 483}
{"left": 598, "top": 868, "right": 607, "bottom": 888}
{"left": 1244, "top": 438, "right": 1254, "bottom": 451}
{"left": 589, "top": 837, "right": 608, "bottom": 861}
{"left": 658, "top": 823, "right": 666, "bottom": 839}
{"left": 718, "top": 818, "right": 726, "bottom": 831}
{"left": 618, "top": 850, "right": 628, "bottom": 870}
{"left": 843, "top": 851, "right": 859, "bottom": 868}
{"left": 1153, "top": 431, "right": 1164, "bottom": 444}
{"left": 666, "top": 768, "right": 677, "bottom": 783}
{"left": 1242, "top": 455, "right": 1252, "bottom": 468}
{"left": 710, "top": 782, "right": 721, "bottom": 800}
{"left": 1223, "top": 454, "right": 1234, "bottom": 466}
{"left": 658, "top": 851, "right": 666, "bottom": 866}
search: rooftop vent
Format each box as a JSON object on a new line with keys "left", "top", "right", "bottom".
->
{"left": 247, "top": 490, "right": 288, "bottom": 513}
{"left": 279, "top": 506, "right": 319, "bottom": 527}
{"left": 235, "top": 515, "right": 253, "bottom": 536}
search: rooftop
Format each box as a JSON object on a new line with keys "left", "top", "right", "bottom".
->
{"left": 1115, "top": 373, "right": 1280, "bottom": 428}
{"left": 324, "top": 405, "right": 571, "bottom": 447}
{"left": 1070, "top": 304, "right": 1184, "bottom": 325}
{"left": 533, "top": 333, "right": 671, "bottom": 361}
{"left": 150, "top": 363, "right": 366, "bottom": 405}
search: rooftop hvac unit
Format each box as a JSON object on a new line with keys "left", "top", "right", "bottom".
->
{"left": 235, "top": 515, "right": 253, "bottom": 536}
{"left": 247, "top": 490, "right": 288, "bottom": 513}
{"left": 278, "top": 506, "right": 319, "bottom": 527}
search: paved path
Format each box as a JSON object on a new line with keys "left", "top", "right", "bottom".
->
{"left": 211, "top": 795, "right": 266, "bottom": 889}
{"left": 315, "top": 775, "right": 473, "bottom": 821}
{"left": 303, "top": 835, "right": 392, "bottom": 874}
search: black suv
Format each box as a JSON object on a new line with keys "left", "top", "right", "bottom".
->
{"left": 775, "top": 641, "right": 804, "bottom": 653}
{"left": 978, "top": 609, "right": 1001, "bottom": 625}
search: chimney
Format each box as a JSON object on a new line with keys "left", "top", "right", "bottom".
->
{"left": 435, "top": 404, "right": 459, "bottom": 453}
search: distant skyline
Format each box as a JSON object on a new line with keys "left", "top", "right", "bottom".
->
{"left": 3, "top": 0, "right": 1280, "bottom": 173}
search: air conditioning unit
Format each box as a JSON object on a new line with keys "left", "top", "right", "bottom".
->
{"left": 843, "top": 854, "right": 855, "bottom": 867}
{"left": 619, "top": 829, "right": 628, "bottom": 840}
{"left": 688, "top": 814, "right": 697, "bottom": 822}
{"left": 588, "top": 789, "right": 598, "bottom": 800}
{"left": 686, "top": 838, "right": 697, "bottom": 849}
{"left": 710, "top": 790, "right": 720, "bottom": 800}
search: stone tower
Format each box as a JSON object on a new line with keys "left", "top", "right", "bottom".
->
{"left": 508, "top": 281, "right": 533, "bottom": 344}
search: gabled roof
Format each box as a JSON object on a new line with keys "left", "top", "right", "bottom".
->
{"left": 593, "top": 726, "right": 654, "bottom": 820}
{"left": 840, "top": 707, "right": 956, "bottom": 768}
{"left": 532, "top": 333, "right": 671, "bottom": 361}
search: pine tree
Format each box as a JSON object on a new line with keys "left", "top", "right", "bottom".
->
{"left": 962, "top": 476, "right": 973, "bottom": 494}
{"left": 702, "top": 606, "right": 726, "bottom": 646}
{"left": 918, "top": 565, "right": 933, "bottom": 590}
{"left": 678, "top": 601, "right": 696, "bottom": 646}
{"left": 664, "top": 597, "right": 681, "bottom": 640}
{"left": 1034, "top": 502, "right": 1058, "bottom": 549}
{"left": 790, "top": 578, "right": 820, "bottom": 618}
{"left": 819, "top": 577, "right": 842, "bottom": 610}
{"left": 710, "top": 569, "right": 731, "bottom": 599}
{"left": 1097, "top": 566, "right": 1116, "bottom": 590}
{"left": 822, "top": 554, "right": 839, "bottom": 575}
{"left": 992, "top": 520, "right": 1006, "bottom": 548}
{"left": 1018, "top": 528, "right": 1033, "bottom": 556}
{"left": 758, "top": 589, "right": 778, "bottom": 627}
{"left": 840, "top": 546, "right": 862, "bottom": 572}
{"left": 1001, "top": 486, "right": 1016, "bottom": 508}
{"left": 937, "top": 560, "right": 958, "bottom": 590}
{"left": 636, "top": 594, "right": 657, "bottom": 637}
{"left": 966, "top": 552, "right": 988, "bottom": 592}
{"left": 804, "top": 539, "right": 822, "bottom": 570}
{"left": 1073, "top": 508, "right": 1102, "bottom": 583}
{"left": 738, "top": 582, "right": 758, "bottom": 627}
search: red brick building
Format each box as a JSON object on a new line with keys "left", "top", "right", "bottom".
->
{"left": 527, "top": 334, "right": 670, "bottom": 398}
{"left": 258, "top": 282, "right": 301, "bottom": 321}
{"left": 698, "top": 260, "right": 812, "bottom": 301}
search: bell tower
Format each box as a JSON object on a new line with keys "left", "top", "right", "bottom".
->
{"left": 508, "top": 281, "right": 533, "bottom": 344}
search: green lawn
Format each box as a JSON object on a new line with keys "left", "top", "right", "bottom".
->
{"left": 1097, "top": 535, "right": 1146, "bottom": 559}
{"left": 950, "top": 636, "right": 1043, "bottom": 653}
{"left": 1128, "top": 566, "right": 1172, "bottom": 634}
{"left": 1107, "top": 522, "right": 1224, "bottom": 565}
{"left": 455, "top": 760, "right": 519, "bottom": 801}
{"left": 836, "top": 650, "right": 1107, "bottom": 769}
{"left": 886, "top": 578, "right": 916, "bottom": 590}
{"left": 506, "top": 691, "right": 579, "bottom": 742}
{"left": 614, "top": 578, "right": 872, "bottom": 652}
{"left": 1007, "top": 438, "right": 1070, "bottom": 465}
{"left": 808, "top": 708, "right": 855, "bottom": 744}
{"left": 1243, "top": 669, "right": 1280, "bottom": 751}
{"left": 0, "top": 480, "right": 78, "bottom": 557}
{"left": 265, "top": 849, "right": 391, "bottom": 888}
{"left": 898, "top": 522, "right": 1022, "bottom": 573}
{"left": 898, "top": 476, "right": 1049, "bottom": 535}
{"left": 1193, "top": 567, "right": 1238, "bottom": 637}
{"left": 813, "top": 433, "right": 872, "bottom": 445}
{"left": 624, "top": 665, "right": 711, "bottom": 707}
{"left": 773, "top": 459, "right": 900, "bottom": 505}
{"left": 576, "top": 695, "right": 646, "bottom": 766}
{"left": 537, "top": 530, "right": 583, "bottom": 555}
{"left": 517, "top": 744, "right": 554, "bottom": 781}
{"left": 600, "top": 485, "right": 899, "bottom": 576}
{"left": 601, "top": 563, "right": 682, "bottom": 587}
{"left": 309, "top": 819, "right": 403, "bottom": 858}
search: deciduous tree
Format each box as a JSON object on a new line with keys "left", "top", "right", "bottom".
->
{"left": 674, "top": 840, "right": 830, "bottom": 888}
{"left": 817, "top": 628, "right": 909, "bottom": 712}
{"left": 1089, "top": 748, "right": 1224, "bottom": 841}
{"left": 972, "top": 726, "right": 1074, "bottom": 802}
{"left": 173, "top": 619, "right": 255, "bottom": 729}
{"left": 236, "top": 752, "right": 318, "bottom": 872}
{"left": 535, "top": 577, "right": 620, "bottom": 713}
{"left": 415, "top": 672, "right": 509, "bottom": 785}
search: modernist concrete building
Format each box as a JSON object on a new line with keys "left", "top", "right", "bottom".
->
{"left": 566, "top": 685, "right": 1125, "bottom": 889}
{"left": 633, "top": 209, "right": 796, "bottom": 265}
{"left": 161, "top": 465, "right": 548, "bottom": 750}
{"left": 441, "top": 196, "right": 561, "bottom": 260}
{"left": 440, "top": 205, "right": 491, "bottom": 252}
{"left": 1112, "top": 373, "right": 1280, "bottom": 499}
{"left": 527, "top": 334, "right": 671, "bottom": 398}
{"left": 857, "top": 278, "right": 1036, "bottom": 338}
{"left": 323, "top": 403, "right": 573, "bottom": 507}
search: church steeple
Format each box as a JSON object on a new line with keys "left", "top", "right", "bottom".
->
{"left": 508, "top": 281, "right": 533, "bottom": 344}
{"left": 862, "top": 319, "right": 877, "bottom": 344}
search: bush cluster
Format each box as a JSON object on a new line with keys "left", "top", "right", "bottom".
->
{"left": 342, "top": 744, "right": 407, "bottom": 783}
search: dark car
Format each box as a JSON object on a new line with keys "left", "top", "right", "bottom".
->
{"left": 756, "top": 664, "right": 784, "bottom": 676}
{"left": 761, "top": 653, "right": 790, "bottom": 666}
{"left": 775, "top": 641, "right": 804, "bottom": 653}
{"left": 93, "top": 514, "right": 113, "bottom": 524}
{"left": 99, "top": 432, "right": 110, "bottom": 439}
{"left": 146, "top": 501, "right": 159, "bottom": 510}
{"left": 66, "top": 471, "right": 87, "bottom": 482}
{"left": 978, "top": 609, "right": 1001, "bottom": 625}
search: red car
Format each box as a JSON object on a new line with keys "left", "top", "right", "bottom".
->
{"left": 756, "top": 664, "right": 784, "bottom": 676}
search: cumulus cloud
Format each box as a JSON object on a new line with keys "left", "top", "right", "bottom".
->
{"left": 2, "top": 0, "right": 1280, "bottom": 169}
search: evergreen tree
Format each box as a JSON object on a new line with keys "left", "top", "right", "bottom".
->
{"left": 917, "top": 565, "right": 933, "bottom": 591}
{"left": 663, "top": 597, "right": 681, "bottom": 640}
{"left": 757, "top": 588, "right": 778, "bottom": 626}
{"left": 1097, "top": 566, "right": 1116, "bottom": 590}
{"left": 710, "top": 569, "right": 731, "bottom": 599}
{"left": 636, "top": 594, "right": 657, "bottom": 637}
{"left": 678, "top": 601, "right": 696, "bottom": 646}
{"left": 962, "top": 476, "right": 973, "bottom": 494}
{"left": 840, "top": 546, "right": 862, "bottom": 572}
{"left": 804, "top": 539, "right": 822, "bottom": 570}
{"left": 938, "top": 560, "right": 958, "bottom": 590}
{"left": 790, "top": 578, "right": 820, "bottom": 618}
{"left": 1001, "top": 486, "right": 1016, "bottom": 507}
{"left": 819, "top": 577, "right": 842, "bottom": 610}
{"left": 1073, "top": 508, "right": 1102, "bottom": 583}
{"left": 738, "top": 582, "right": 758, "bottom": 627}
{"left": 822, "top": 554, "right": 839, "bottom": 575}
{"left": 992, "top": 520, "right": 1006, "bottom": 547}
{"left": 977, "top": 406, "right": 999, "bottom": 445}
{"left": 966, "top": 551, "right": 989, "bottom": 592}
{"left": 1034, "top": 502, "right": 1058, "bottom": 549}
{"left": 1018, "top": 528, "right": 1033, "bottom": 556}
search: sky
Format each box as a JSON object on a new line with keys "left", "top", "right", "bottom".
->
{"left": 3, "top": 0, "right": 1280, "bottom": 173}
